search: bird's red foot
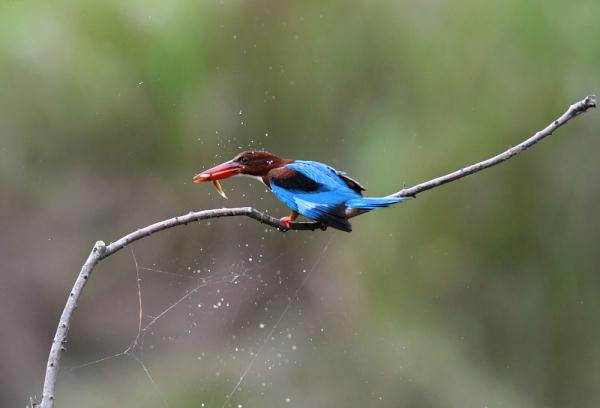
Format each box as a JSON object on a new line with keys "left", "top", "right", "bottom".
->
{"left": 319, "top": 222, "right": 328, "bottom": 231}
{"left": 279, "top": 216, "right": 294, "bottom": 230}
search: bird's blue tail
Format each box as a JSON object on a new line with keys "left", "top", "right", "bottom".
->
{"left": 346, "top": 196, "right": 409, "bottom": 209}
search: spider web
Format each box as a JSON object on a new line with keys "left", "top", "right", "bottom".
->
{"left": 67, "top": 234, "right": 332, "bottom": 407}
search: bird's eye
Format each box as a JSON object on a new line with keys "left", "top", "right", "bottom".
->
{"left": 239, "top": 156, "right": 249, "bottom": 164}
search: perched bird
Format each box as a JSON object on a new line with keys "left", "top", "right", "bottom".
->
{"left": 193, "top": 151, "right": 408, "bottom": 232}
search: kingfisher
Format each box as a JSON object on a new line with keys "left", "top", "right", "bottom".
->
{"left": 193, "top": 151, "right": 408, "bottom": 232}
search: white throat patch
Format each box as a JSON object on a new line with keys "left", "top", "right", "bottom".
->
{"left": 238, "top": 173, "right": 266, "bottom": 185}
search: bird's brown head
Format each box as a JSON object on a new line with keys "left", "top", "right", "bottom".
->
{"left": 193, "top": 151, "right": 287, "bottom": 183}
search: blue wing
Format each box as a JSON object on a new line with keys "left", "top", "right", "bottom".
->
{"left": 287, "top": 161, "right": 358, "bottom": 191}
{"left": 269, "top": 161, "right": 360, "bottom": 231}
{"left": 268, "top": 160, "right": 406, "bottom": 232}
{"left": 270, "top": 185, "right": 353, "bottom": 231}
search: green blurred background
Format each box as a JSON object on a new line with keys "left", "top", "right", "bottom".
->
{"left": 1, "top": 0, "right": 599, "bottom": 407}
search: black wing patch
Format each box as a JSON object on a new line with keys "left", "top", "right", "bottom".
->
{"left": 269, "top": 167, "right": 324, "bottom": 192}
{"left": 334, "top": 169, "right": 366, "bottom": 194}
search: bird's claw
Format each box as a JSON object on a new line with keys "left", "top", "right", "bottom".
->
{"left": 279, "top": 216, "right": 294, "bottom": 231}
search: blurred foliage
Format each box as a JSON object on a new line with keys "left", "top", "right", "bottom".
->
{"left": 1, "top": 0, "right": 599, "bottom": 407}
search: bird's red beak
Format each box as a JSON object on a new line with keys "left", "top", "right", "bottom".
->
{"left": 193, "top": 160, "right": 242, "bottom": 183}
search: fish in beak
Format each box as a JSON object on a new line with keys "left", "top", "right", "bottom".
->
{"left": 193, "top": 160, "right": 243, "bottom": 199}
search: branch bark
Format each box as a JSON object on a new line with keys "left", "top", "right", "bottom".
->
{"left": 36, "top": 95, "right": 596, "bottom": 408}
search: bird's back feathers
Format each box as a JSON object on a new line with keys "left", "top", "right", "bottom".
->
{"left": 266, "top": 160, "right": 405, "bottom": 232}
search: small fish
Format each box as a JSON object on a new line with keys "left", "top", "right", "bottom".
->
{"left": 213, "top": 180, "right": 228, "bottom": 199}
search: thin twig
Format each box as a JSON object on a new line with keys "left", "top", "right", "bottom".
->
{"left": 36, "top": 95, "right": 595, "bottom": 408}
{"left": 391, "top": 94, "right": 597, "bottom": 198}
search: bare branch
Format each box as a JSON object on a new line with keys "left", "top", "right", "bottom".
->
{"left": 345, "top": 95, "right": 596, "bottom": 218}
{"left": 39, "top": 241, "right": 106, "bottom": 408}
{"left": 391, "top": 94, "right": 597, "bottom": 198}
{"left": 36, "top": 95, "right": 595, "bottom": 408}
